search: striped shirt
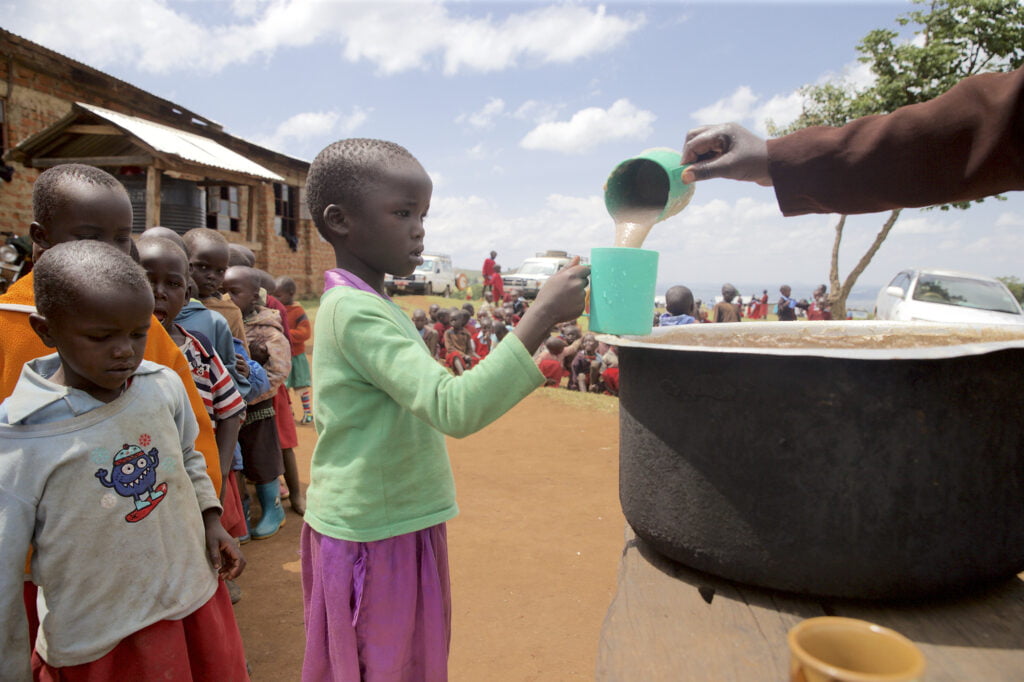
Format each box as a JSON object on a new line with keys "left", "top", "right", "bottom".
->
{"left": 176, "top": 325, "right": 245, "bottom": 422}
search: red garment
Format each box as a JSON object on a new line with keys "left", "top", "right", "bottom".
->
{"left": 434, "top": 322, "right": 449, "bottom": 353}
{"left": 285, "top": 303, "right": 312, "bottom": 357}
{"left": 274, "top": 384, "right": 299, "bottom": 449}
{"left": 266, "top": 294, "right": 291, "bottom": 339}
{"left": 538, "top": 357, "right": 565, "bottom": 387}
{"left": 602, "top": 367, "right": 620, "bottom": 394}
{"left": 32, "top": 582, "right": 247, "bottom": 681}
{"left": 490, "top": 272, "right": 504, "bottom": 302}
{"left": 482, "top": 257, "right": 496, "bottom": 279}
{"left": 444, "top": 350, "right": 475, "bottom": 370}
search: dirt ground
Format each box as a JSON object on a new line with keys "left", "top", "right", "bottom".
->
{"left": 234, "top": 387, "right": 625, "bottom": 681}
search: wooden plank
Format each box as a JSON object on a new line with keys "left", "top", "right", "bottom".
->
{"left": 65, "top": 124, "right": 121, "bottom": 135}
{"left": 826, "top": 575, "right": 1024, "bottom": 681}
{"left": 597, "top": 526, "right": 823, "bottom": 681}
{"left": 597, "top": 526, "right": 1024, "bottom": 681}
{"left": 145, "top": 166, "right": 161, "bottom": 228}
{"left": 31, "top": 155, "right": 152, "bottom": 168}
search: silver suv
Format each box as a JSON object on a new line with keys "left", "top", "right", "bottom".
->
{"left": 502, "top": 250, "right": 585, "bottom": 299}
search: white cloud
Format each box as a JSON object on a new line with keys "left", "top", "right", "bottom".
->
{"left": 689, "top": 59, "right": 880, "bottom": 136}
{"left": 520, "top": 99, "right": 655, "bottom": 154}
{"left": 253, "top": 107, "right": 369, "bottom": 153}
{"left": 457, "top": 98, "right": 506, "bottom": 130}
{"left": 4, "top": 1, "right": 644, "bottom": 75}
{"left": 892, "top": 215, "right": 961, "bottom": 235}
{"left": 996, "top": 211, "right": 1024, "bottom": 228}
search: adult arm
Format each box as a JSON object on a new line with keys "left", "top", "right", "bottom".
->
{"left": 770, "top": 67, "right": 1024, "bottom": 215}
{"left": 682, "top": 67, "right": 1024, "bottom": 216}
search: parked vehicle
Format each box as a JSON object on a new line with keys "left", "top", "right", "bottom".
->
{"left": 385, "top": 253, "right": 455, "bottom": 296}
{"left": 0, "top": 232, "right": 32, "bottom": 295}
{"left": 873, "top": 268, "right": 1024, "bottom": 325}
{"left": 502, "top": 250, "right": 586, "bottom": 299}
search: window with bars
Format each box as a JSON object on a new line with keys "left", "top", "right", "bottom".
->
{"left": 274, "top": 183, "right": 299, "bottom": 251}
{"left": 206, "top": 185, "right": 240, "bottom": 232}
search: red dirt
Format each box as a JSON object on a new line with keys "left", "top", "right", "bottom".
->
{"left": 234, "top": 389, "right": 624, "bottom": 680}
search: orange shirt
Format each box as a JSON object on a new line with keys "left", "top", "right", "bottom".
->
{"left": 285, "top": 303, "right": 312, "bottom": 357}
{"left": 0, "top": 273, "right": 222, "bottom": 494}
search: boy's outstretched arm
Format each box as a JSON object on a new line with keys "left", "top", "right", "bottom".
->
{"left": 512, "top": 258, "right": 590, "bottom": 354}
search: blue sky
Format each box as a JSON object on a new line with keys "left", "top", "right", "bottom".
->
{"left": 4, "top": 0, "right": 1023, "bottom": 303}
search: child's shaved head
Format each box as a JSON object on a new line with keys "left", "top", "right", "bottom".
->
{"left": 305, "top": 138, "right": 420, "bottom": 236}
{"left": 182, "top": 227, "right": 228, "bottom": 252}
{"left": 545, "top": 336, "right": 567, "bottom": 355}
{"left": 34, "top": 240, "right": 150, "bottom": 319}
{"left": 32, "top": 164, "right": 128, "bottom": 227}
{"left": 665, "top": 285, "right": 695, "bottom": 316}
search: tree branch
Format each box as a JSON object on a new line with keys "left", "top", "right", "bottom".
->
{"left": 841, "top": 209, "right": 902, "bottom": 298}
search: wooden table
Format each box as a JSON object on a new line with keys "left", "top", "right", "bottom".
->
{"left": 597, "top": 526, "right": 1024, "bottom": 681}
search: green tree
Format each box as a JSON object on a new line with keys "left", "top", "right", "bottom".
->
{"left": 767, "top": 0, "right": 1024, "bottom": 320}
{"left": 997, "top": 276, "right": 1024, "bottom": 304}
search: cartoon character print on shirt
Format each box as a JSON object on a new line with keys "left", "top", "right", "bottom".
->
{"left": 95, "top": 433, "right": 168, "bottom": 523}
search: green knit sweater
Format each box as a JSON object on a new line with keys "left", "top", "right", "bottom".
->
{"left": 306, "top": 286, "right": 544, "bottom": 542}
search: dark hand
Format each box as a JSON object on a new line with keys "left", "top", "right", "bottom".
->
{"left": 203, "top": 510, "right": 246, "bottom": 580}
{"left": 681, "top": 123, "right": 771, "bottom": 186}
{"left": 235, "top": 354, "right": 251, "bottom": 378}
{"left": 533, "top": 257, "right": 591, "bottom": 325}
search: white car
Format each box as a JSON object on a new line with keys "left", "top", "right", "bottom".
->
{"left": 385, "top": 253, "right": 455, "bottom": 296}
{"left": 874, "top": 268, "right": 1024, "bottom": 325}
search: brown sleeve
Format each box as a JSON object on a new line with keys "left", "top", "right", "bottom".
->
{"left": 769, "top": 67, "right": 1024, "bottom": 216}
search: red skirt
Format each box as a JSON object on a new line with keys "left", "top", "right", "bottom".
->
{"left": 273, "top": 385, "right": 298, "bottom": 449}
{"left": 221, "top": 472, "right": 248, "bottom": 539}
{"left": 32, "top": 581, "right": 248, "bottom": 681}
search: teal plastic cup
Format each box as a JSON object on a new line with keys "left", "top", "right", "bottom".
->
{"left": 604, "top": 147, "right": 694, "bottom": 225}
{"left": 589, "top": 247, "right": 659, "bottom": 336}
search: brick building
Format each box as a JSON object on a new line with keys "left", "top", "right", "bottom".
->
{"left": 0, "top": 29, "right": 332, "bottom": 296}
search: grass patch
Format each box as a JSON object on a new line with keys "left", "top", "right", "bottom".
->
{"left": 535, "top": 386, "right": 620, "bottom": 414}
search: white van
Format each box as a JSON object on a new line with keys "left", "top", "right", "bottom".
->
{"left": 385, "top": 253, "right": 456, "bottom": 296}
{"left": 502, "top": 250, "right": 587, "bottom": 299}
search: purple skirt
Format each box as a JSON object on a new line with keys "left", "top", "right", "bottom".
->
{"left": 301, "top": 523, "right": 451, "bottom": 682}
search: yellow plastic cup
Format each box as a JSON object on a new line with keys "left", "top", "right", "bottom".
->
{"left": 788, "top": 617, "right": 926, "bottom": 682}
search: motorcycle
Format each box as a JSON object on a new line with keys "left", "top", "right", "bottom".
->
{"left": 0, "top": 232, "right": 32, "bottom": 295}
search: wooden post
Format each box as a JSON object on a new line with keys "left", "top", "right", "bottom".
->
{"left": 145, "top": 166, "right": 161, "bottom": 228}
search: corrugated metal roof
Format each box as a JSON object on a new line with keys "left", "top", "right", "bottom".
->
{"left": 77, "top": 102, "right": 284, "bottom": 182}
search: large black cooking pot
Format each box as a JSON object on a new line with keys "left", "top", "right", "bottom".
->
{"left": 609, "top": 321, "right": 1024, "bottom": 599}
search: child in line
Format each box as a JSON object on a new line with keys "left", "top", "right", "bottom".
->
{"left": 273, "top": 275, "right": 310, "bottom": 515}
{"left": 0, "top": 241, "right": 246, "bottom": 680}
{"left": 659, "top": 285, "right": 698, "bottom": 326}
{"left": 182, "top": 228, "right": 249, "bottom": 349}
{"left": 223, "top": 265, "right": 292, "bottom": 539}
{"left": 443, "top": 309, "right": 476, "bottom": 375}
{"left": 300, "top": 138, "right": 588, "bottom": 680}
{"left": 713, "top": 283, "right": 742, "bottom": 323}
{"left": 537, "top": 336, "right": 568, "bottom": 387}
{"left": 140, "top": 238, "right": 248, "bottom": 540}
{"left": 276, "top": 276, "right": 314, "bottom": 424}
{"left": 0, "top": 165, "right": 227, "bottom": 647}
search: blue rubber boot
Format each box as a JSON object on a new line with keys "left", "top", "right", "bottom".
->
{"left": 251, "top": 481, "right": 285, "bottom": 540}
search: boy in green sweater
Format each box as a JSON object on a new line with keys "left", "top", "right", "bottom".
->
{"left": 300, "top": 138, "right": 589, "bottom": 681}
